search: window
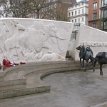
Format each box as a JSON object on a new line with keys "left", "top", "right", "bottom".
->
{"left": 102, "top": 0, "right": 104, "bottom": 6}
{"left": 72, "top": 20, "right": 73, "bottom": 22}
{"left": 78, "top": 10, "right": 80, "bottom": 15}
{"left": 104, "top": 21, "right": 107, "bottom": 29}
{"left": 72, "top": 12, "right": 73, "bottom": 16}
{"left": 103, "top": 10, "right": 107, "bottom": 18}
{"left": 82, "top": 8, "right": 84, "bottom": 14}
{"left": 93, "top": 2, "right": 97, "bottom": 10}
{"left": 75, "top": 19, "right": 77, "bottom": 22}
{"left": 82, "top": 17, "right": 84, "bottom": 21}
{"left": 78, "top": 18, "right": 80, "bottom": 23}
{"left": 101, "top": 20, "right": 107, "bottom": 30}
{"left": 103, "top": 0, "right": 107, "bottom": 5}
{"left": 93, "top": 13, "right": 97, "bottom": 20}
{"left": 75, "top": 11, "right": 77, "bottom": 15}
{"left": 69, "top": 12, "right": 70, "bottom": 17}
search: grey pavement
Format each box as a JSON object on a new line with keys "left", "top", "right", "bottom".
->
{"left": 1, "top": 68, "right": 107, "bottom": 107}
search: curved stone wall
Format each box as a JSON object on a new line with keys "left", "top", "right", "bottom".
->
{"left": 0, "top": 61, "right": 80, "bottom": 99}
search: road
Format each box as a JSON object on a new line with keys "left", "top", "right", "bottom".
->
{"left": 0, "top": 68, "right": 107, "bottom": 107}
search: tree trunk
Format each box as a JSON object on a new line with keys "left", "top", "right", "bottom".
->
{"left": 37, "top": 9, "right": 40, "bottom": 18}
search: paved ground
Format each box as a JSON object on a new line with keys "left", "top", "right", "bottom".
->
{"left": 1, "top": 68, "right": 107, "bottom": 107}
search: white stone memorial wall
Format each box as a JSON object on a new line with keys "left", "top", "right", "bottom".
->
{"left": 74, "top": 24, "right": 107, "bottom": 61}
{"left": 0, "top": 18, "right": 73, "bottom": 63}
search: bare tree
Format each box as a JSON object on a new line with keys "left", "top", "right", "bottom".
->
{"left": 8, "top": 0, "right": 30, "bottom": 17}
{"left": 7, "top": 0, "right": 57, "bottom": 18}
{"left": 28, "top": 0, "right": 57, "bottom": 18}
{"left": 2, "top": 0, "right": 75, "bottom": 21}
{"left": 0, "top": 0, "right": 9, "bottom": 17}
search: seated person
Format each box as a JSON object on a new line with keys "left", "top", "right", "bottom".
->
{"left": 2, "top": 57, "right": 13, "bottom": 70}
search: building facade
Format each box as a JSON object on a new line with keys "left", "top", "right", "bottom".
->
{"left": 88, "top": 0, "right": 100, "bottom": 29}
{"left": 68, "top": 1, "right": 88, "bottom": 25}
{"left": 100, "top": 0, "right": 107, "bottom": 31}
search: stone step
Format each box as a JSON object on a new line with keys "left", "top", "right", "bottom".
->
{"left": 4, "top": 62, "right": 80, "bottom": 80}
{"left": 0, "top": 86, "right": 50, "bottom": 99}
{"left": 5, "top": 61, "right": 77, "bottom": 71}
{"left": 0, "top": 79, "right": 26, "bottom": 91}
{"left": 91, "top": 102, "right": 107, "bottom": 107}
{"left": 1, "top": 62, "right": 80, "bottom": 79}
{"left": 25, "top": 63, "right": 80, "bottom": 76}
{"left": 5, "top": 61, "right": 79, "bottom": 73}
{"left": 40, "top": 66, "right": 81, "bottom": 79}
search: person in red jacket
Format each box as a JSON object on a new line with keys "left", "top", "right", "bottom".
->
{"left": 3, "top": 58, "right": 7, "bottom": 66}
{"left": 2, "top": 57, "right": 13, "bottom": 70}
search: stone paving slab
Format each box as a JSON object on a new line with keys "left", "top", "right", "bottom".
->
{"left": 1, "top": 68, "right": 107, "bottom": 107}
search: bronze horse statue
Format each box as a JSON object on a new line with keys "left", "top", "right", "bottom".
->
{"left": 76, "top": 45, "right": 94, "bottom": 70}
{"left": 93, "top": 52, "right": 107, "bottom": 76}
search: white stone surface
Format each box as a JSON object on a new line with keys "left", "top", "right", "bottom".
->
{"left": 0, "top": 18, "right": 73, "bottom": 63}
{"left": 74, "top": 24, "right": 107, "bottom": 60}
{"left": 1, "top": 18, "right": 107, "bottom": 63}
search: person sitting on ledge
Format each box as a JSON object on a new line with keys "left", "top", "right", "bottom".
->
{"left": 2, "top": 57, "right": 13, "bottom": 70}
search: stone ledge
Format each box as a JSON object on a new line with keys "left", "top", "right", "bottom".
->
{"left": 0, "top": 86, "right": 50, "bottom": 99}
{"left": 0, "top": 79, "right": 26, "bottom": 91}
{"left": 25, "top": 64, "right": 80, "bottom": 77}
{"left": 4, "top": 61, "right": 77, "bottom": 76}
{"left": 3, "top": 61, "right": 79, "bottom": 81}
{"left": 91, "top": 102, "right": 107, "bottom": 107}
{"left": 40, "top": 68, "right": 80, "bottom": 80}
{"left": 0, "top": 79, "right": 26, "bottom": 87}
